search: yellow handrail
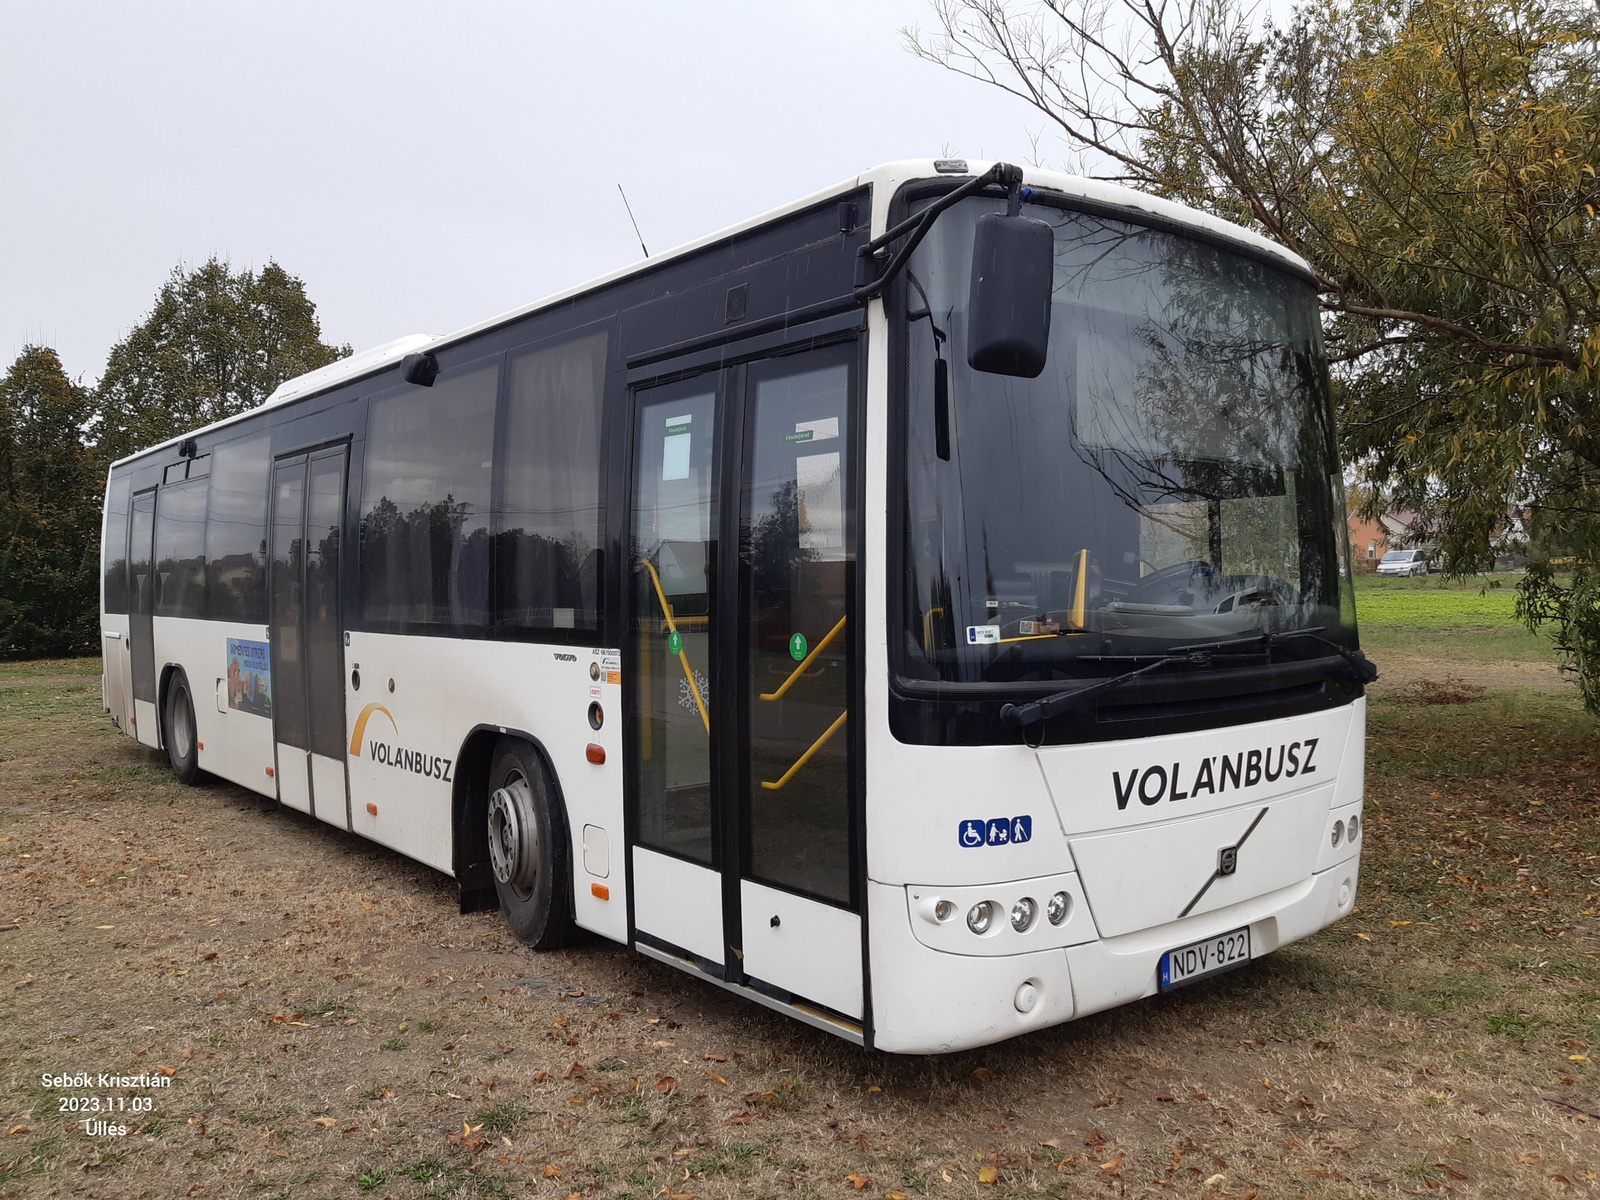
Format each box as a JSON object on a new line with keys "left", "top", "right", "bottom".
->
{"left": 1069, "top": 547, "right": 1089, "bottom": 630}
{"left": 760, "top": 615, "right": 847, "bottom": 701}
{"left": 760, "top": 710, "right": 847, "bottom": 791}
{"left": 642, "top": 559, "right": 709, "bottom": 734}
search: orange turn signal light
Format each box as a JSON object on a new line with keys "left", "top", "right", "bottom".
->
{"left": 366, "top": 802, "right": 378, "bottom": 816}
{"left": 265, "top": 766, "right": 274, "bottom": 777}
{"left": 591, "top": 883, "right": 610, "bottom": 900}
{"left": 586, "top": 743, "right": 606, "bottom": 764}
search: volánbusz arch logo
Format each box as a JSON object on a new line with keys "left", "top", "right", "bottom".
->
{"left": 349, "top": 703, "right": 453, "bottom": 782}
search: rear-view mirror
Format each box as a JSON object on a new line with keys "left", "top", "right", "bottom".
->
{"left": 966, "top": 213, "right": 1053, "bottom": 378}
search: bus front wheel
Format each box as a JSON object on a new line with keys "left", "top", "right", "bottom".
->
{"left": 486, "top": 740, "right": 578, "bottom": 949}
{"left": 163, "top": 672, "right": 202, "bottom": 786}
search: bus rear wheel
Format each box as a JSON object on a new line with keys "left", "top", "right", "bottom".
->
{"left": 163, "top": 672, "right": 202, "bottom": 786}
{"left": 487, "top": 740, "right": 578, "bottom": 949}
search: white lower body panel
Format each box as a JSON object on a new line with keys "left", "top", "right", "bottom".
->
{"left": 740, "top": 880, "right": 861, "bottom": 1019}
{"left": 275, "top": 745, "right": 311, "bottom": 813}
{"left": 311, "top": 753, "right": 348, "bottom": 828}
{"left": 633, "top": 847, "right": 723, "bottom": 964}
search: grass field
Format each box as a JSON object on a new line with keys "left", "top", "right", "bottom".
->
{"left": 2, "top": 596, "right": 1599, "bottom": 1199}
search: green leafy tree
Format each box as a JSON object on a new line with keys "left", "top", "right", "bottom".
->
{"left": 908, "top": 0, "right": 1600, "bottom": 708}
{"left": 0, "top": 347, "right": 102, "bottom": 656}
{"left": 96, "top": 258, "right": 350, "bottom": 461}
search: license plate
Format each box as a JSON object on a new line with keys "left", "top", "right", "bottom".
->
{"left": 1159, "top": 926, "right": 1251, "bottom": 991}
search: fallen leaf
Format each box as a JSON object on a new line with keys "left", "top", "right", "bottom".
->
{"left": 153, "top": 1065, "right": 176, "bottom": 1077}
{"left": 657, "top": 1076, "right": 678, "bottom": 1094}
{"left": 1390, "top": 920, "right": 1413, "bottom": 926}
{"left": 866, "top": 1085, "right": 881, "bottom": 1094}
{"left": 181, "top": 1048, "right": 194, "bottom": 1061}
{"left": 1354, "top": 932, "right": 1371, "bottom": 941}
{"left": 704, "top": 1053, "right": 726, "bottom": 1062}
{"left": 941, "top": 1170, "right": 953, "bottom": 1183}
{"left": 1517, "top": 1153, "right": 1541, "bottom": 1164}
{"left": 1155, "top": 1093, "right": 1175, "bottom": 1102}
{"left": 313, "top": 1117, "right": 336, "bottom": 1127}
{"left": 1436, "top": 1164, "right": 1468, "bottom": 1181}
{"left": 1099, "top": 1155, "right": 1124, "bottom": 1174}
{"left": 971, "top": 1067, "right": 993, "bottom": 1080}
{"left": 1572, "top": 1055, "right": 1590, "bottom": 1062}
{"left": 705, "top": 1071, "right": 727, "bottom": 1085}
{"left": 544, "top": 1164, "right": 562, "bottom": 1178}
{"left": 977, "top": 1166, "right": 999, "bottom": 1185}
{"left": 728, "top": 1113, "right": 750, "bottom": 1125}
{"left": 1084, "top": 1130, "right": 1107, "bottom": 1147}
{"left": 1040, "top": 1138, "right": 1061, "bottom": 1149}
{"left": 847, "top": 1173, "right": 872, "bottom": 1190}
{"left": 6, "top": 1125, "right": 29, "bottom": 1136}
{"left": 565, "top": 1062, "right": 587, "bottom": 1079}
{"left": 201, "top": 952, "right": 217, "bottom": 961}
{"left": 1203, "top": 1174, "right": 1225, "bottom": 1188}
{"left": 887, "top": 1193, "right": 907, "bottom": 1199}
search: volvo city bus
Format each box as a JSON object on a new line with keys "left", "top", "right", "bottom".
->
{"left": 99, "top": 160, "right": 1372, "bottom": 1053}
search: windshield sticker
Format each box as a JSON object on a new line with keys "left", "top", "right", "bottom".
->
{"left": 966, "top": 625, "right": 1000, "bottom": 645}
{"left": 1018, "top": 619, "right": 1060, "bottom": 636}
{"left": 959, "top": 815, "right": 1033, "bottom": 847}
{"left": 662, "top": 414, "right": 692, "bottom": 481}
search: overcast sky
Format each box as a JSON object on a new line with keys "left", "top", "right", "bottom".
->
{"left": 0, "top": 1, "right": 1060, "bottom": 384}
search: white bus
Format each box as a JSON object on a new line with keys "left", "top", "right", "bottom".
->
{"left": 99, "top": 160, "right": 1372, "bottom": 1053}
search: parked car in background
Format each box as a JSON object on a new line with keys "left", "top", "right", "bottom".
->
{"left": 1377, "top": 548, "right": 1431, "bottom": 577}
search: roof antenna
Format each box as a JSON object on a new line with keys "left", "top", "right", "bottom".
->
{"left": 617, "top": 184, "right": 649, "bottom": 259}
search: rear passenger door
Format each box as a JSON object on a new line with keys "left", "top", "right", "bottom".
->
{"left": 268, "top": 444, "right": 350, "bottom": 825}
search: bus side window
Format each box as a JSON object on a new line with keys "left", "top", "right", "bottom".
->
{"left": 359, "top": 361, "right": 499, "bottom": 630}
{"left": 103, "top": 472, "right": 132, "bottom": 614}
{"left": 495, "top": 328, "right": 608, "bottom": 633}
{"left": 154, "top": 476, "right": 209, "bottom": 619}
{"left": 205, "top": 434, "right": 271, "bottom": 622}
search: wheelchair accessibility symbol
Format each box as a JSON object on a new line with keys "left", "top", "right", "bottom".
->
{"left": 958, "top": 815, "right": 1032, "bottom": 848}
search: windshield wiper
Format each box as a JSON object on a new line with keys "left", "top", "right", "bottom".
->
{"left": 999, "top": 651, "right": 1212, "bottom": 729}
{"left": 1170, "top": 627, "right": 1378, "bottom": 684}
{"left": 998, "top": 629, "right": 1378, "bottom": 731}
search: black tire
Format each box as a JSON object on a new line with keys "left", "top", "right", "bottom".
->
{"left": 486, "top": 739, "right": 579, "bottom": 948}
{"left": 163, "top": 672, "right": 202, "bottom": 785}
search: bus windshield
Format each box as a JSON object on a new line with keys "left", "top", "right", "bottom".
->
{"left": 898, "top": 195, "right": 1356, "bottom": 687}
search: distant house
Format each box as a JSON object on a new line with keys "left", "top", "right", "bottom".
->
{"left": 1347, "top": 509, "right": 1422, "bottom": 571}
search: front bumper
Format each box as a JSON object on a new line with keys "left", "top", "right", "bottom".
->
{"left": 867, "top": 854, "right": 1359, "bottom": 1053}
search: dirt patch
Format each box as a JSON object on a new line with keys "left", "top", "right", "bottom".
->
{"left": 1370, "top": 653, "right": 1568, "bottom": 696}
{"left": 3, "top": 658, "right": 1600, "bottom": 1197}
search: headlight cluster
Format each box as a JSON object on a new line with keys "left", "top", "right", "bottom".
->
{"left": 936, "top": 891, "right": 1072, "bottom": 935}
{"left": 1331, "top": 813, "right": 1362, "bottom": 848}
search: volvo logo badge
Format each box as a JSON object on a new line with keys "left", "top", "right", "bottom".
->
{"left": 1218, "top": 845, "right": 1239, "bottom": 876}
{"left": 1179, "top": 807, "right": 1269, "bottom": 919}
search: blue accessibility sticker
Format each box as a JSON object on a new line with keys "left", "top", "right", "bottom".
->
{"left": 958, "top": 815, "right": 1032, "bottom": 847}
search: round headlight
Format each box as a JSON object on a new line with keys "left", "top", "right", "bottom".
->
{"left": 934, "top": 899, "right": 955, "bottom": 922}
{"left": 1047, "top": 890, "right": 1071, "bottom": 926}
{"left": 966, "top": 901, "right": 994, "bottom": 935}
{"left": 1331, "top": 819, "right": 1344, "bottom": 848}
{"left": 1010, "top": 897, "right": 1038, "bottom": 932}
{"left": 1347, "top": 814, "right": 1360, "bottom": 842}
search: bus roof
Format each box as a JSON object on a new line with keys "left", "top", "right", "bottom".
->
{"left": 111, "top": 160, "right": 1317, "bottom": 469}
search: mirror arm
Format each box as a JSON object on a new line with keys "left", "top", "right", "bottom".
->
{"left": 853, "top": 163, "right": 1025, "bottom": 303}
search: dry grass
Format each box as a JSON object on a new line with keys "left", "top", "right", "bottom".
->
{"left": 3, "top": 654, "right": 1600, "bottom": 1198}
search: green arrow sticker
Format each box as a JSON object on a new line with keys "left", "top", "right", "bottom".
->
{"left": 667, "top": 631, "right": 683, "bottom": 656}
{"left": 789, "top": 632, "right": 808, "bottom": 661}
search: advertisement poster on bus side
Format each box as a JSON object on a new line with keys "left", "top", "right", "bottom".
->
{"left": 226, "top": 638, "right": 272, "bottom": 717}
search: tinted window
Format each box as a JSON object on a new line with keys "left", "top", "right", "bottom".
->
{"left": 154, "top": 478, "right": 208, "bottom": 618}
{"left": 103, "top": 472, "right": 132, "bottom": 614}
{"left": 360, "top": 362, "right": 498, "bottom": 628}
{"left": 206, "top": 434, "right": 271, "bottom": 622}
{"left": 496, "top": 329, "right": 608, "bottom": 632}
